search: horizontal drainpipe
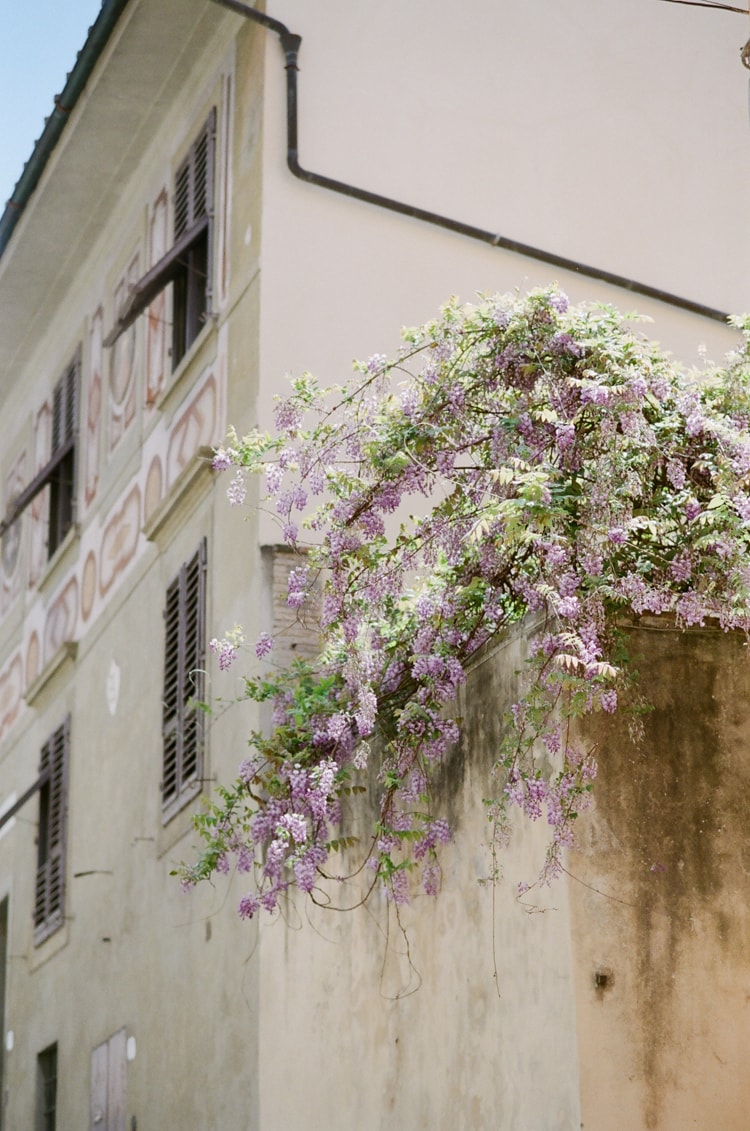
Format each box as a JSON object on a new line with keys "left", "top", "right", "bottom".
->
{"left": 212, "top": 0, "right": 730, "bottom": 324}
{"left": 0, "top": 0, "right": 131, "bottom": 260}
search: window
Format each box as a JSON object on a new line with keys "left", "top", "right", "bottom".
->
{"left": 34, "top": 719, "right": 69, "bottom": 945}
{"left": 48, "top": 360, "right": 78, "bottom": 555}
{"left": 104, "top": 110, "right": 216, "bottom": 367}
{"left": 171, "top": 116, "right": 215, "bottom": 367}
{"left": 35, "top": 1043, "right": 57, "bottom": 1131}
{"left": 162, "top": 540, "right": 207, "bottom": 814}
{"left": 0, "top": 355, "right": 79, "bottom": 558}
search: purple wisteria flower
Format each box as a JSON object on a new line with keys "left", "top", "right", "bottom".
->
{"left": 212, "top": 448, "right": 235, "bottom": 472}
{"left": 255, "top": 632, "right": 274, "bottom": 659}
{"left": 227, "top": 471, "right": 246, "bottom": 507}
{"left": 181, "top": 288, "right": 750, "bottom": 920}
{"left": 210, "top": 636, "right": 238, "bottom": 671}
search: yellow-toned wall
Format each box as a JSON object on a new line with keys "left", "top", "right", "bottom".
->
{"left": 570, "top": 622, "right": 750, "bottom": 1131}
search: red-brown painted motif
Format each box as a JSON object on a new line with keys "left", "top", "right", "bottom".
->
{"left": 43, "top": 576, "right": 78, "bottom": 663}
{"left": 85, "top": 307, "right": 104, "bottom": 509}
{"left": 146, "top": 190, "right": 168, "bottom": 407}
{"left": 99, "top": 485, "right": 141, "bottom": 597}
{"left": 166, "top": 375, "right": 217, "bottom": 487}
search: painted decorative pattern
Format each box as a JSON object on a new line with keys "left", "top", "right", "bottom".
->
{"left": 84, "top": 307, "right": 104, "bottom": 511}
{"left": 109, "top": 256, "right": 140, "bottom": 453}
{"left": 28, "top": 403, "right": 51, "bottom": 589}
{"left": 146, "top": 190, "right": 168, "bottom": 408}
{"left": 2, "top": 451, "right": 26, "bottom": 615}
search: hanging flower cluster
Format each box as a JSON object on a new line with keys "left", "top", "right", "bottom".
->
{"left": 178, "top": 290, "right": 750, "bottom": 915}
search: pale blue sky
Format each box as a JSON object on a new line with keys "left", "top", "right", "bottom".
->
{"left": 0, "top": 0, "right": 103, "bottom": 206}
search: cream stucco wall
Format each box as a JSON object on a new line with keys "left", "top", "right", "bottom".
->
{"left": 254, "top": 0, "right": 749, "bottom": 464}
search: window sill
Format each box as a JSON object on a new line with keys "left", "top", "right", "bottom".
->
{"left": 34, "top": 909, "right": 65, "bottom": 949}
{"left": 158, "top": 781, "right": 204, "bottom": 858}
{"left": 143, "top": 446, "right": 214, "bottom": 546}
{"left": 25, "top": 642, "right": 78, "bottom": 707}
{"left": 154, "top": 317, "right": 217, "bottom": 420}
{"left": 37, "top": 524, "right": 80, "bottom": 597}
{"left": 161, "top": 779, "right": 201, "bottom": 826}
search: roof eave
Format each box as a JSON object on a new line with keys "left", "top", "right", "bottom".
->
{"left": 0, "top": 0, "right": 132, "bottom": 261}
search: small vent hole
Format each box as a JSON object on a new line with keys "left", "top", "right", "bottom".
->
{"left": 594, "top": 968, "right": 614, "bottom": 994}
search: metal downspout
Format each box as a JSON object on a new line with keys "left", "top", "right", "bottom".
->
{"left": 212, "top": 0, "right": 731, "bottom": 325}
{"left": 0, "top": 0, "right": 131, "bottom": 259}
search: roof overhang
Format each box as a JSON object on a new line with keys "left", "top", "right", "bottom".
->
{"left": 0, "top": 0, "right": 228, "bottom": 385}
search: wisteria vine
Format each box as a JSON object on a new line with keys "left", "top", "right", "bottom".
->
{"left": 179, "top": 289, "right": 750, "bottom": 918}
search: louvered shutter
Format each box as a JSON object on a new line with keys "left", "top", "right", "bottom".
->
{"left": 34, "top": 717, "right": 69, "bottom": 944}
{"left": 0, "top": 353, "right": 79, "bottom": 549}
{"left": 162, "top": 575, "right": 181, "bottom": 805}
{"left": 49, "top": 354, "right": 79, "bottom": 554}
{"left": 174, "top": 112, "right": 214, "bottom": 243}
{"left": 51, "top": 356, "right": 77, "bottom": 454}
{"left": 162, "top": 540, "right": 207, "bottom": 811}
{"left": 172, "top": 111, "right": 216, "bottom": 368}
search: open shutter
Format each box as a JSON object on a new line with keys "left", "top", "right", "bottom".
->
{"left": 49, "top": 354, "right": 79, "bottom": 553}
{"left": 0, "top": 354, "right": 79, "bottom": 544}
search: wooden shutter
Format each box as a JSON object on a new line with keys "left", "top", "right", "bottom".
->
{"left": 90, "top": 1040, "right": 108, "bottom": 1129}
{"left": 174, "top": 111, "right": 215, "bottom": 241}
{"left": 91, "top": 1029, "right": 126, "bottom": 1131}
{"left": 0, "top": 354, "right": 79, "bottom": 544}
{"left": 49, "top": 354, "right": 79, "bottom": 553}
{"left": 51, "top": 356, "right": 77, "bottom": 454}
{"left": 162, "top": 540, "right": 206, "bottom": 811}
{"left": 34, "top": 718, "right": 69, "bottom": 944}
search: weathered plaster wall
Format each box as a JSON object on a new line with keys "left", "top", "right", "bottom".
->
{"left": 570, "top": 622, "right": 750, "bottom": 1130}
{"left": 256, "top": 624, "right": 582, "bottom": 1131}
{"left": 256, "top": 0, "right": 748, "bottom": 492}
{"left": 252, "top": 618, "right": 750, "bottom": 1131}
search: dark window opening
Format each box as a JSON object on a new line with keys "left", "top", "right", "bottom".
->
{"left": 162, "top": 540, "right": 207, "bottom": 814}
{"left": 34, "top": 719, "right": 69, "bottom": 945}
{"left": 104, "top": 110, "right": 216, "bottom": 363}
{"left": 36, "top": 1043, "right": 57, "bottom": 1131}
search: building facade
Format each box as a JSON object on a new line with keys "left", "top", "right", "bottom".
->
{"left": 0, "top": 1, "right": 747, "bottom": 1127}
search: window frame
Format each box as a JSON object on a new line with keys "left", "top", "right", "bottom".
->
{"left": 161, "top": 539, "right": 207, "bottom": 818}
{"left": 104, "top": 109, "right": 216, "bottom": 366}
{"left": 34, "top": 718, "right": 69, "bottom": 946}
